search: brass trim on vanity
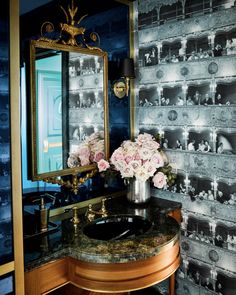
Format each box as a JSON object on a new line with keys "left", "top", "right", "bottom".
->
{"left": 9, "top": 0, "right": 25, "bottom": 294}
{"left": 0, "top": 262, "right": 14, "bottom": 277}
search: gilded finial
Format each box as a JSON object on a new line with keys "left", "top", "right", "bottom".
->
{"left": 59, "top": 0, "right": 88, "bottom": 46}
{"left": 38, "top": 0, "right": 101, "bottom": 49}
{"left": 68, "top": 0, "right": 78, "bottom": 25}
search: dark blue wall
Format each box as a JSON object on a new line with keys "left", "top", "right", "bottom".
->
{"left": 0, "top": 2, "right": 14, "bottom": 294}
{"left": 82, "top": 5, "right": 130, "bottom": 153}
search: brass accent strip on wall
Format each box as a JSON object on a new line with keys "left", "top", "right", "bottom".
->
{"left": 0, "top": 262, "right": 14, "bottom": 277}
{"left": 115, "top": 0, "right": 135, "bottom": 140}
{"left": 128, "top": 2, "right": 135, "bottom": 141}
{"left": 10, "top": 0, "right": 25, "bottom": 293}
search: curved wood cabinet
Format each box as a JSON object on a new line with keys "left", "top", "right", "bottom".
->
{"left": 68, "top": 240, "right": 180, "bottom": 293}
{"left": 25, "top": 239, "right": 180, "bottom": 295}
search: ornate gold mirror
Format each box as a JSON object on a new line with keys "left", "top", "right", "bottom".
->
{"left": 27, "top": 0, "right": 109, "bottom": 192}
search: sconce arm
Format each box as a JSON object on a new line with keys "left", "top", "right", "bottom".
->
{"left": 125, "top": 77, "right": 130, "bottom": 97}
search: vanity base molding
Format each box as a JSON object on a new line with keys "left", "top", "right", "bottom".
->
{"left": 25, "top": 240, "right": 180, "bottom": 294}
{"left": 69, "top": 241, "right": 180, "bottom": 293}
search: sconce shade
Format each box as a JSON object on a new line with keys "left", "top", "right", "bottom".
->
{"left": 120, "top": 58, "right": 135, "bottom": 78}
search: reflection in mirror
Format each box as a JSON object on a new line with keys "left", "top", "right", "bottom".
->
{"left": 29, "top": 40, "right": 108, "bottom": 181}
{"left": 35, "top": 50, "right": 62, "bottom": 174}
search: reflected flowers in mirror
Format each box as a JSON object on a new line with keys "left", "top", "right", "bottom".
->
{"left": 98, "top": 133, "right": 176, "bottom": 189}
{"left": 67, "top": 131, "right": 105, "bottom": 168}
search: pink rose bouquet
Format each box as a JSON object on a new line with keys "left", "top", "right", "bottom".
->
{"left": 67, "top": 131, "right": 105, "bottom": 168}
{"left": 97, "top": 133, "right": 175, "bottom": 189}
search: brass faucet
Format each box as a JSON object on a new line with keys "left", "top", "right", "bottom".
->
{"left": 71, "top": 206, "right": 80, "bottom": 225}
{"left": 85, "top": 198, "right": 108, "bottom": 222}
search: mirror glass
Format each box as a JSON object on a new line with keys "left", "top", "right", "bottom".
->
{"left": 29, "top": 40, "right": 109, "bottom": 180}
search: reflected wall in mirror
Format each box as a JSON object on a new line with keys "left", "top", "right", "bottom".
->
{"left": 28, "top": 40, "right": 109, "bottom": 181}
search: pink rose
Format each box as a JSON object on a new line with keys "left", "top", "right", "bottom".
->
{"left": 80, "top": 156, "right": 90, "bottom": 166}
{"left": 111, "top": 149, "right": 125, "bottom": 163}
{"left": 146, "top": 140, "right": 160, "bottom": 150}
{"left": 135, "top": 167, "right": 150, "bottom": 181}
{"left": 125, "top": 155, "right": 134, "bottom": 164}
{"left": 136, "top": 133, "right": 153, "bottom": 145}
{"left": 78, "top": 146, "right": 90, "bottom": 157}
{"left": 121, "top": 166, "right": 134, "bottom": 178}
{"left": 152, "top": 172, "right": 167, "bottom": 189}
{"left": 113, "top": 160, "right": 128, "bottom": 173}
{"left": 138, "top": 147, "right": 153, "bottom": 160}
{"left": 94, "top": 151, "right": 105, "bottom": 163}
{"left": 135, "top": 152, "right": 141, "bottom": 161}
{"left": 97, "top": 159, "right": 110, "bottom": 172}
{"left": 151, "top": 153, "right": 164, "bottom": 168}
{"left": 128, "top": 160, "right": 141, "bottom": 172}
{"left": 143, "top": 161, "right": 156, "bottom": 177}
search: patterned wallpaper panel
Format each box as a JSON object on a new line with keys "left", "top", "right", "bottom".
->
{"left": 135, "top": 1, "right": 236, "bottom": 294}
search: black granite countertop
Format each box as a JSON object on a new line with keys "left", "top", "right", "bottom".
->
{"left": 24, "top": 196, "right": 181, "bottom": 271}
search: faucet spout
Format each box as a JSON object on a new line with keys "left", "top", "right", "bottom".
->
{"left": 85, "top": 198, "right": 108, "bottom": 222}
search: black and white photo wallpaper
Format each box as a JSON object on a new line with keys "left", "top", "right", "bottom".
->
{"left": 135, "top": 0, "right": 236, "bottom": 294}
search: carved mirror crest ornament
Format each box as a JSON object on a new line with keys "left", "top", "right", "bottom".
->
{"left": 27, "top": 0, "right": 109, "bottom": 194}
{"left": 39, "top": 0, "right": 101, "bottom": 50}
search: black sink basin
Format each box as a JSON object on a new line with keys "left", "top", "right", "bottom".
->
{"left": 83, "top": 215, "right": 152, "bottom": 241}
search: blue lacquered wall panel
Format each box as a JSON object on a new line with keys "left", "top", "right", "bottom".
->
{"left": 0, "top": 0, "right": 14, "bottom": 267}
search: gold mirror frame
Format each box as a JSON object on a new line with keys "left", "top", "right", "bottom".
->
{"left": 28, "top": 39, "right": 109, "bottom": 190}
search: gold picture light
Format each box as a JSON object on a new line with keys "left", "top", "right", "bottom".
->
{"left": 113, "top": 58, "right": 135, "bottom": 99}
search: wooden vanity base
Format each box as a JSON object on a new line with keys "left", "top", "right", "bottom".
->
{"left": 25, "top": 240, "right": 180, "bottom": 294}
{"left": 69, "top": 240, "right": 180, "bottom": 293}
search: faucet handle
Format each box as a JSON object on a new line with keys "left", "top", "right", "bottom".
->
{"left": 101, "top": 198, "right": 108, "bottom": 218}
{"left": 86, "top": 204, "right": 95, "bottom": 222}
{"left": 71, "top": 206, "right": 80, "bottom": 225}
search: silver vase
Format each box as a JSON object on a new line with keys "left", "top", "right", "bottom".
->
{"left": 127, "top": 179, "right": 150, "bottom": 204}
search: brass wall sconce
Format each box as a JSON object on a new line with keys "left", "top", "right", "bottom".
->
{"left": 113, "top": 58, "right": 135, "bottom": 99}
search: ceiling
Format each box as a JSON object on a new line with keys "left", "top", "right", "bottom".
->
{"left": 20, "top": 0, "right": 130, "bottom": 40}
{"left": 20, "top": 0, "right": 134, "bottom": 15}
{"left": 20, "top": 0, "right": 53, "bottom": 15}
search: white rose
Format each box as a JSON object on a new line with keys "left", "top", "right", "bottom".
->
{"left": 135, "top": 167, "right": 150, "bottom": 182}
